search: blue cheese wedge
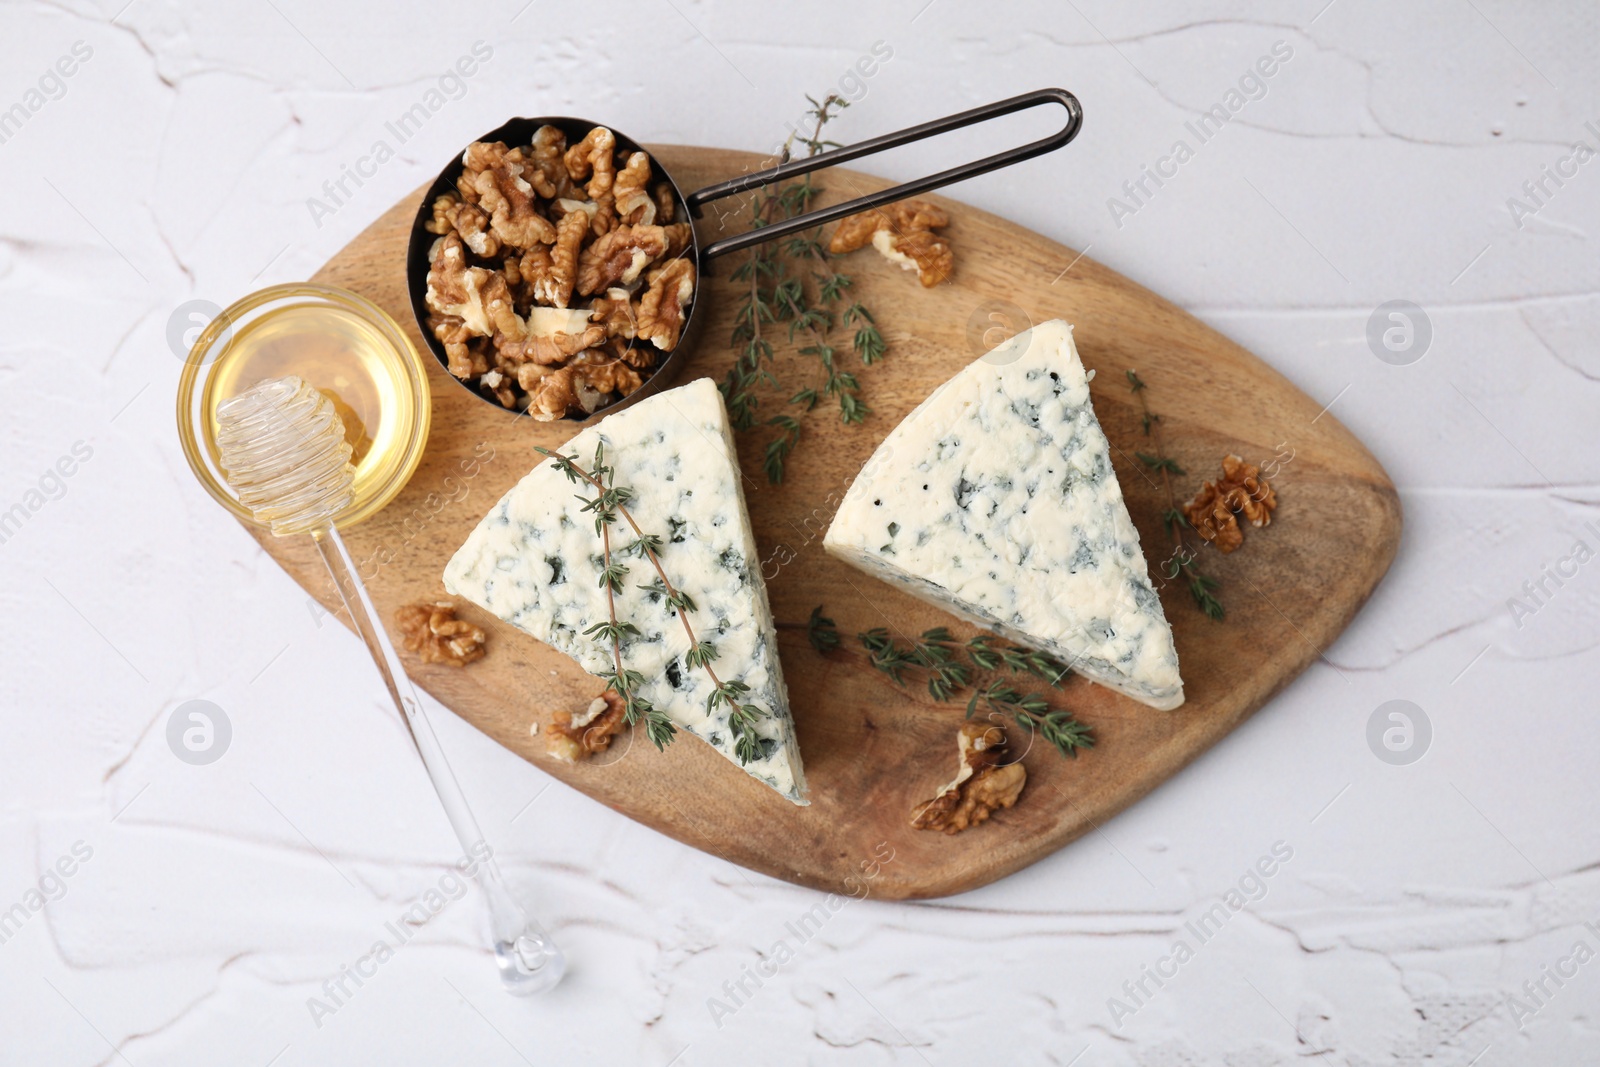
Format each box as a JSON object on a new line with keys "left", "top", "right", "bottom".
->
{"left": 443, "top": 378, "right": 808, "bottom": 803}
{"left": 823, "top": 319, "right": 1184, "bottom": 710}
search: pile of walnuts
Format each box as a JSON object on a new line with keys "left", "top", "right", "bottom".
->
{"left": 423, "top": 126, "right": 696, "bottom": 420}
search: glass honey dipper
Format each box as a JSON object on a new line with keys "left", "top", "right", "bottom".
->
{"left": 216, "top": 375, "right": 565, "bottom": 995}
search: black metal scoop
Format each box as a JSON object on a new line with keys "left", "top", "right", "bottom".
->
{"left": 405, "top": 88, "right": 1082, "bottom": 421}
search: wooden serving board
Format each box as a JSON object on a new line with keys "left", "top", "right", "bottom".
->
{"left": 252, "top": 146, "right": 1400, "bottom": 900}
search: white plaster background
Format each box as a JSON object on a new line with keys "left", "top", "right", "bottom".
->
{"left": 2, "top": 0, "right": 1598, "bottom": 1063}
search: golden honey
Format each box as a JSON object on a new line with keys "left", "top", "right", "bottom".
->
{"left": 178, "top": 284, "right": 431, "bottom": 530}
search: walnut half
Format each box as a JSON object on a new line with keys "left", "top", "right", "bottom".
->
{"left": 394, "top": 600, "right": 486, "bottom": 666}
{"left": 829, "top": 199, "right": 954, "bottom": 287}
{"left": 912, "top": 720, "right": 1027, "bottom": 834}
{"left": 1182, "top": 454, "right": 1279, "bottom": 555}
{"left": 547, "top": 691, "right": 627, "bottom": 763}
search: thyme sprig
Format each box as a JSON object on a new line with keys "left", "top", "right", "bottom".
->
{"left": 723, "top": 92, "right": 889, "bottom": 484}
{"left": 857, "top": 626, "right": 919, "bottom": 685}
{"left": 857, "top": 626, "right": 1071, "bottom": 697}
{"left": 806, "top": 606, "right": 841, "bottom": 653}
{"left": 812, "top": 612, "right": 1091, "bottom": 760}
{"left": 965, "top": 634, "right": 1073, "bottom": 684}
{"left": 966, "top": 682, "right": 1095, "bottom": 758}
{"left": 1127, "top": 370, "right": 1224, "bottom": 620}
{"left": 538, "top": 445, "right": 773, "bottom": 762}
{"left": 859, "top": 626, "right": 973, "bottom": 700}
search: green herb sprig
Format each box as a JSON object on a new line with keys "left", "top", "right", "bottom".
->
{"left": 966, "top": 682, "right": 1095, "bottom": 758}
{"left": 722, "top": 92, "right": 889, "bottom": 484}
{"left": 538, "top": 445, "right": 774, "bottom": 762}
{"left": 810, "top": 611, "right": 1092, "bottom": 760}
{"left": 806, "top": 606, "right": 841, "bottom": 653}
{"left": 857, "top": 626, "right": 1071, "bottom": 696}
{"left": 1127, "top": 370, "right": 1224, "bottom": 620}
{"left": 965, "top": 635, "right": 1073, "bottom": 684}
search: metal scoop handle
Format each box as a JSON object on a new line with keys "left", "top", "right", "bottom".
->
{"left": 687, "top": 87, "right": 1082, "bottom": 260}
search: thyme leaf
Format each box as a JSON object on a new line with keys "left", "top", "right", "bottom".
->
{"left": 807, "top": 606, "right": 841, "bottom": 653}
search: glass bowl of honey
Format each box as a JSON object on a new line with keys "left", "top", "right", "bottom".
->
{"left": 177, "top": 283, "right": 432, "bottom": 530}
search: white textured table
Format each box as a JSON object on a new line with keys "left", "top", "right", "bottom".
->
{"left": 3, "top": 2, "right": 1596, "bottom": 1063}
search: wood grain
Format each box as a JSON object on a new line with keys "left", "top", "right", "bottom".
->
{"left": 250, "top": 145, "right": 1401, "bottom": 900}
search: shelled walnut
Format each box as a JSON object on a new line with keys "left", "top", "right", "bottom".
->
{"left": 912, "top": 720, "right": 1027, "bottom": 834}
{"left": 1182, "top": 454, "right": 1279, "bottom": 555}
{"left": 423, "top": 126, "right": 696, "bottom": 420}
{"left": 829, "top": 198, "right": 954, "bottom": 287}
{"left": 547, "top": 691, "right": 628, "bottom": 763}
{"left": 394, "top": 601, "right": 486, "bottom": 666}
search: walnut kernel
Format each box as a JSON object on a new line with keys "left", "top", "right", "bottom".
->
{"left": 830, "top": 199, "right": 954, "bottom": 287}
{"left": 912, "top": 720, "right": 1027, "bottom": 834}
{"left": 637, "top": 258, "right": 696, "bottom": 351}
{"left": 547, "top": 691, "right": 628, "bottom": 763}
{"left": 1182, "top": 454, "right": 1279, "bottom": 555}
{"left": 395, "top": 601, "right": 486, "bottom": 666}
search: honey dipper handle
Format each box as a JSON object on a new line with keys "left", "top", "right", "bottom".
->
{"left": 312, "top": 525, "right": 566, "bottom": 995}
